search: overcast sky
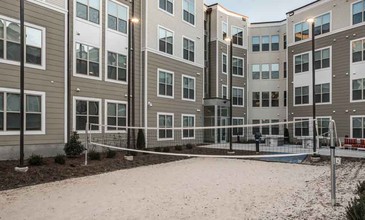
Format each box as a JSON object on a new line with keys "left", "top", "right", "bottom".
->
{"left": 204, "top": 0, "right": 315, "bottom": 22}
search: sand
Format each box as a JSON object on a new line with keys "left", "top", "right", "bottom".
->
{"left": 0, "top": 158, "right": 364, "bottom": 220}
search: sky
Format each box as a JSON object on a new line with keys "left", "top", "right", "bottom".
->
{"left": 204, "top": 0, "right": 315, "bottom": 22}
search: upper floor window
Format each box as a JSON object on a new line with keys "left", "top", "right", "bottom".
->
{"left": 232, "top": 87, "right": 244, "bottom": 106}
{"left": 159, "top": 27, "right": 173, "bottom": 55}
{"left": 353, "top": 1, "right": 365, "bottom": 25}
{"left": 315, "top": 48, "right": 330, "bottom": 69}
{"left": 76, "top": 43, "right": 100, "bottom": 77}
{"left": 295, "top": 53, "right": 309, "bottom": 73}
{"left": 183, "top": 38, "right": 194, "bottom": 62}
{"left": 107, "top": 51, "right": 127, "bottom": 82}
{"left": 352, "top": 39, "right": 365, "bottom": 63}
{"left": 76, "top": 0, "right": 100, "bottom": 24}
{"left": 75, "top": 98, "right": 100, "bottom": 131}
{"left": 158, "top": 70, "right": 174, "bottom": 98}
{"left": 284, "top": 62, "right": 287, "bottom": 78}
{"left": 353, "top": 78, "right": 365, "bottom": 101}
{"left": 232, "top": 27, "right": 243, "bottom": 46}
{"left": 284, "top": 91, "right": 287, "bottom": 107}
{"left": 315, "top": 83, "right": 330, "bottom": 103}
{"left": 106, "top": 102, "right": 127, "bottom": 131}
{"left": 232, "top": 57, "right": 243, "bottom": 76}
{"left": 261, "top": 92, "right": 270, "bottom": 107}
{"left": 252, "top": 92, "right": 260, "bottom": 107}
{"left": 183, "top": 0, "right": 195, "bottom": 25}
{"left": 271, "top": 64, "right": 279, "bottom": 79}
{"left": 295, "top": 22, "right": 309, "bottom": 42}
{"left": 295, "top": 86, "right": 309, "bottom": 105}
{"left": 107, "top": 1, "right": 128, "bottom": 34}
{"left": 222, "top": 85, "right": 227, "bottom": 99}
{"left": 262, "top": 36, "right": 270, "bottom": 51}
{"left": 314, "top": 13, "right": 330, "bottom": 36}
{"left": 222, "top": 54, "right": 227, "bottom": 74}
{"left": 252, "top": 64, "right": 260, "bottom": 79}
{"left": 283, "top": 34, "right": 287, "bottom": 49}
{"left": 159, "top": 0, "right": 173, "bottom": 14}
{"left": 271, "top": 92, "right": 279, "bottom": 107}
{"left": 182, "top": 75, "right": 195, "bottom": 101}
{"left": 271, "top": 35, "right": 279, "bottom": 51}
{"left": 252, "top": 36, "right": 260, "bottom": 52}
{"left": 222, "top": 22, "right": 228, "bottom": 39}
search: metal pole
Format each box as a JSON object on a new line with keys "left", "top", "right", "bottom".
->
{"left": 127, "top": 19, "right": 132, "bottom": 151}
{"left": 67, "top": 0, "right": 71, "bottom": 142}
{"left": 311, "top": 22, "right": 317, "bottom": 154}
{"left": 85, "top": 122, "right": 89, "bottom": 166}
{"left": 19, "top": 0, "right": 25, "bottom": 167}
{"left": 131, "top": 1, "right": 135, "bottom": 149}
{"left": 330, "top": 120, "right": 336, "bottom": 207}
{"left": 229, "top": 40, "right": 233, "bottom": 153}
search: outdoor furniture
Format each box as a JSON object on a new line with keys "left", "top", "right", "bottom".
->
{"left": 343, "top": 138, "right": 365, "bottom": 150}
{"left": 297, "top": 136, "right": 313, "bottom": 148}
{"left": 264, "top": 135, "right": 284, "bottom": 147}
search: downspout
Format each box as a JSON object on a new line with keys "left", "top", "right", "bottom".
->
{"left": 67, "top": 0, "right": 71, "bottom": 142}
{"left": 207, "top": 8, "right": 212, "bottom": 98}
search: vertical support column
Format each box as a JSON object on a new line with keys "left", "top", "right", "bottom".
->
{"left": 330, "top": 120, "right": 336, "bottom": 207}
{"left": 19, "top": 0, "right": 25, "bottom": 167}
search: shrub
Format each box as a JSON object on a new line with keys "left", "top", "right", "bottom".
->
{"left": 106, "top": 149, "right": 117, "bottom": 158}
{"left": 54, "top": 154, "right": 66, "bottom": 165}
{"left": 175, "top": 145, "right": 183, "bottom": 151}
{"left": 28, "top": 154, "right": 44, "bottom": 166}
{"left": 88, "top": 150, "right": 101, "bottom": 160}
{"left": 356, "top": 181, "right": 365, "bottom": 196}
{"left": 64, "top": 132, "right": 85, "bottom": 157}
{"left": 155, "top": 147, "right": 162, "bottom": 152}
{"left": 186, "top": 143, "right": 195, "bottom": 150}
{"left": 137, "top": 129, "right": 146, "bottom": 150}
{"left": 346, "top": 196, "right": 365, "bottom": 220}
{"left": 163, "top": 147, "right": 170, "bottom": 152}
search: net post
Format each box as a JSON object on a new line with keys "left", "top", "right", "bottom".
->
{"left": 330, "top": 120, "right": 336, "bottom": 207}
{"left": 84, "top": 122, "right": 89, "bottom": 166}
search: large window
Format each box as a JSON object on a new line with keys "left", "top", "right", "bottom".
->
{"left": 352, "top": 39, "right": 365, "bottom": 63}
{"left": 252, "top": 36, "right": 260, "bottom": 52}
{"left": 232, "top": 87, "right": 244, "bottom": 106}
{"left": 314, "top": 48, "right": 330, "bottom": 69}
{"left": 353, "top": 1, "right": 365, "bottom": 25}
{"left": 252, "top": 92, "right": 260, "bottom": 107}
{"left": 353, "top": 78, "right": 365, "bottom": 101}
{"left": 271, "top": 64, "right": 279, "bottom": 79}
{"left": 183, "top": 38, "right": 194, "bottom": 62}
{"left": 222, "top": 54, "right": 227, "bottom": 74}
{"left": 352, "top": 116, "right": 365, "bottom": 138}
{"left": 232, "top": 27, "right": 243, "bottom": 46}
{"left": 295, "top": 119, "right": 310, "bottom": 137}
{"left": 76, "top": 0, "right": 100, "bottom": 24}
{"left": 252, "top": 64, "right": 260, "bottom": 79}
{"left": 182, "top": 114, "right": 195, "bottom": 139}
{"left": 295, "top": 22, "right": 309, "bottom": 42}
{"left": 271, "top": 35, "right": 279, "bottom": 51}
{"left": 159, "top": 0, "right": 173, "bottom": 14}
{"left": 0, "top": 90, "right": 44, "bottom": 133}
{"left": 232, "top": 57, "right": 244, "bottom": 76}
{"left": 159, "top": 27, "right": 173, "bottom": 55}
{"left": 183, "top": 0, "right": 195, "bottom": 25}
{"left": 75, "top": 98, "right": 100, "bottom": 131}
{"left": 158, "top": 70, "right": 174, "bottom": 98}
{"left": 317, "top": 117, "right": 330, "bottom": 137}
{"left": 107, "top": 52, "right": 127, "bottom": 82}
{"left": 158, "top": 113, "right": 173, "bottom": 140}
{"left": 76, "top": 43, "right": 100, "bottom": 78}
{"left": 0, "top": 18, "right": 44, "bottom": 66}
{"left": 107, "top": 1, "right": 128, "bottom": 34}
{"left": 233, "top": 118, "right": 244, "bottom": 136}
{"left": 182, "top": 75, "right": 195, "bottom": 101}
{"left": 315, "top": 83, "right": 330, "bottom": 103}
{"left": 106, "top": 101, "right": 127, "bottom": 131}
{"left": 295, "top": 86, "right": 309, "bottom": 105}
{"left": 295, "top": 53, "right": 309, "bottom": 73}
{"left": 314, "top": 13, "right": 330, "bottom": 36}
{"left": 262, "top": 36, "right": 270, "bottom": 51}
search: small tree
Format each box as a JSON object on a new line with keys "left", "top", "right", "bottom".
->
{"left": 64, "top": 132, "right": 85, "bottom": 157}
{"left": 136, "top": 129, "right": 146, "bottom": 150}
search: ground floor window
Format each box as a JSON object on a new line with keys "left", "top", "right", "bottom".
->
{"left": 294, "top": 118, "right": 310, "bottom": 137}
{"left": 352, "top": 116, "right": 365, "bottom": 138}
{"left": 317, "top": 117, "right": 330, "bottom": 137}
{"left": 233, "top": 118, "right": 244, "bottom": 136}
{"left": 182, "top": 114, "right": 195, "bottom": 139}
{"left": 74, "top": 97, "right": 101, "bottom": 132}
{"left": 106, "top": 101, "right": 127, "bottom": 131}
{"left": 158, "top": 113, "right": 173, "bottom": 140}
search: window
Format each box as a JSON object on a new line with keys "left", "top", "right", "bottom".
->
{"left": 107, "top": 52, "right": 127, "bottom": 82}
{"left": 295, "top": 22, "right": 309, "bottom": 42}
{"left": 182, "top": 75, "right": 195, "bottom": 101}
{"left": 271, "top": 64, "right": 279, "bottom": 79}
{"left": 75, "top": 98, "right": 100, "bottom": 131}
{"left": 295, "top": 119, "right": 310, "bottom": 137}
{"left": 252, "top": 64, "right": 260, "bottom": 79}
{"left": 222, "top": 54, "right": 227, "bottom": 74}
{"left": 317, "top": 117, "right": 330, "bottom": 137}
{"left": 158, "top": 70, "right": 174, "bottom": 98}
{"left": 352, "top": 1, "right": 365, "bottom": 25}
{"left": 352, "top": 78, "right": 365, "bottom": 101}
{"left": 283, "top": 34, "right": 287, "bottom": 49}
{"left": 352, "top": 39, "right": 365, "bottom": 63}
{"left": 271, "top": 119, "right": 280, "bottom": 135}
{"left": 232, "top": 27, "right": 243, "bottom": 46}
{"left": 159, "top": 0, "right": 173, "bottom": 14}
{"left": 314, "top": 13, "right": 330, "bottom": 36}
{"left": 183, "top": 38, "right": 194, "bottom": 62}
{"left": 232, "top": 88, "right": 244, "bottom": 106}
{"left": 159, "top": 27, "right": 173, "bottom": 55}
{"left": 233, "top": 118, "right": 244, "bottom": 136}
{"left": 315, "top": 83, "right": 330, "bottom": 103}
{"left": 222, "top": 85, "right": 227, "bottom": 99}
{"left": 295, "top": 53, "right": 309, "bottom": 73}
{"left": 262, "top": 119, "right": 270, "bottom": 135}
{"left": 106, "top": 102, "right": 127, "bottom": 131}
{"left": 0, "top": 91, "right": 44, "bottom": 133}
{"left": 252, "top": 92, "right": 260, "bottom": 107}
{"left": 252, "top": 36, "right": 260, "bottom": 51}
{"left": 284, "top": 91, "right": 287, "bottom": 107}
{"left": 271, "top": 35, "right": 279, "bottom": 51}
{"left": 222, "top": 22, "right": 228, "bottom": 39}
{"left": 0, "top": 18, "right": 44, "bottom": 66}
{"left": 284, "top": 62, "right": 287, "bottom": 78}
{"left": 183, "top": 0, "right": 195, "bottom": 25}
{"left": 158, "top": 114, "right": 173, "bottom": 140}
{"left": 271, "top": 92, "right": 279, "bottom": 107}
{"left": 252, "top": 120, "right": 260, "bottom": 135}
{"left": 76, "top": 43, "right": 100, "bottom": 77}
{"left": 262, "top": 36, "right": 270, "bottom": 51}
{"left": 352, "top": 116, "right": 365, "bottom": 138}
{"left": 314, "top": 48, "right": 330, "bottom": 69}
{"left": 262, "top": 92, "right": 270, "bottom": 107}
{"left": 261, "top": 64, "right": 270, "bottom": 79}
{"left": 232, "top": 57, "right": 243, "bottom": 76}
{"left": 182, "top": 115, "right": 195, "bottom": 139}
{"left": 76, "top": 0, "right": 100, "bottom": 24}
{"left": 295, "top": 86, "right": 309, "bottom": 105}
{"left": 108, "top": 1, "right": 128, "bottom": 34}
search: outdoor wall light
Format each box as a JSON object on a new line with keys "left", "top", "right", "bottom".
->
{"left": 76, "top": 88, "right": 80, "bottom": 92}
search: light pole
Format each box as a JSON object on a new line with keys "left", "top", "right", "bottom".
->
{"left": 307, "top": 18, "right": 317, "bottom": 155}
{"left": 224, "top": 37, "right": 234, "bottom": 154}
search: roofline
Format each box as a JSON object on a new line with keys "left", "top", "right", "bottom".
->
{"left": 251, "top": 19, "right": 287, "bottom": 25}
{"left": 206, "top": 3, "right": 249, "bottom": 19}
{"left": 286, "top": 0, "right": 321, "bottom": 15}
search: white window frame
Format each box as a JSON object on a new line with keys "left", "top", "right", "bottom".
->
{"left": 157, "top": 68, "right": 175, "bottom": 99}
{"left": 104, "top": 99, "right": 127, "bottom": 133}
{"left": 232, "top": 117, "right": 244, "bottom": 136}
{"left": 222, "top": 21, "right": 228, "bottom": 40}
{"left": 314, "top": 47, "right": 331, "bottom": 70}
{"left": 351, "top": 38, "right": 365, "bottom": 64}
{"left": 351, "top": 115, "right": 365, "bottom": 138}
{"left": 293, "top": 21, "right": 310, "bottom": 43}
{"left": 181, "top": 74, "right": 196, "bottom": 102}
{"left": 0, "top": 15, "right": 46, "bottom": 70}
{"left": 182, "top": 36, "right": 195, "bottom": 62}
{"left": 105, "top": 50, "right": 128, "bottom": 85}
{"left": 0, "top": 88, "right": 46, "bottom": 136}
{"left": 74, "top": 41, "right": 102, "bottom": 80}
{"left": 315, "top": 83, "right": 331, "bottom": 105}
{"left": 294, "top": 52, "right": 310, "bottom": 74}
{"left": 316, "top": 116, "right": 332, "bottom": 138}
{"left": 232, "top": 56, "right": 244, "bottom": 77}
{"left": 222, "top": 84, "right": 228, "bottom": 99}
{"left": 157, "top": 112, "right": 174, "bottom": 141}
{"left": 313, "top": 12, "right": 332, "bottom": 36}
{"left": 106, "top": 0, "right": 129, "bottom": 36}
{"left": 75, "top": 0, "right": 101, "bottom": 26}
{"left": 73, "top": 96, "right": 102, "bottom": 134}
{"left": 158, "top": 0, "right": 174, "bottom": 16}
{"left": 158, "top": 25, "right": 174, "bottom": 56}
{"left": 351, "top": 0, "right": 365, "bottom": 26}
{"left": 181, "top": 114, "right": 195, "bottom": 140}
{"left": 182, "top": 0, "right": 196, "bottom": 27}
{"left": 294, "top": 86, "right": 310, "bottom": 107}
{"left": 293, "top": 117, "right": 311, "bottom": 138}
{"left": 232, "top": 86, "right": 244, "bottom": 107}
{"left": 231, "top": 26, "right": 244, "bottom": 47}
